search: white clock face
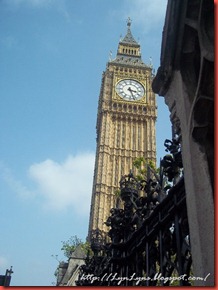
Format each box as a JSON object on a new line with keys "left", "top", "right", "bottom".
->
{"left": 116, "top": 79, "right": 145, "bottom": 101}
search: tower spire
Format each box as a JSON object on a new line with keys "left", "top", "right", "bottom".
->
{"left": 127, "top": 16, "right": 132, "bottom": 27}
{"left": 109, "top": 18, "right": 148, "bottom": 67}
{"left": 120, "top": 17, "right": 138, "bottom": 45}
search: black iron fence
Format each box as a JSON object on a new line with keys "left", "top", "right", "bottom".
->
{"left": 76, "top": 137, "right": 192, "bottom": 286}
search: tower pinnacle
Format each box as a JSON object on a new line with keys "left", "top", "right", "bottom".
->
{"left": 109, "top": 18, "right": 148, "bottom": 67}
{"left": 120, "top": 18, "right": 138, "bottom": 45}
{"left": 127, "top": 17, "right": 132, "bottom": 27}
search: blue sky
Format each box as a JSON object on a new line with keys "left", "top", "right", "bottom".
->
{"left": 0, "top": 0, "right": 170, "bottom": 286}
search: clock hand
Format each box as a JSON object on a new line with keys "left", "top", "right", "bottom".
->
{"left": 127, "top": 87, "right": 132, "bottom": 92}
{"left": 127, "top": 87, "right": 136, "bottom": 99}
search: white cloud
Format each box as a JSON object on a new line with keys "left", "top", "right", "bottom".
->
{"left": 0, "top": 256, "right": 9, "bottom": 269}
{"left": 0, "top": 162, "right": 35, "bottom": 199}
{"left": 122, "top": 0, "right": 168, "bottom": 33}
{"left": 0, "top": 153, "right": 95, "bottom": 215}
{"left": 28, "top": 153, "right": 95, "bottom": 214}
{"left": 7, "top": 0, "right": 54, "bottom": 8}
{"left": 4, "top": 0, "right": 72, "bottom": 23}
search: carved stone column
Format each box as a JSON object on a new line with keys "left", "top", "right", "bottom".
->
{"left": 152, "top": 0, "right": 214, "bottom": 285}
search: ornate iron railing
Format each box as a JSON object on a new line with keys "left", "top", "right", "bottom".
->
{"left": 76, "top": 137, "right": 191, "bottom": 286}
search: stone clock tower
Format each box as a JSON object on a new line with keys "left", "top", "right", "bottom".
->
{"left": 88, "top": 19, "right": 157, "bottom": 239}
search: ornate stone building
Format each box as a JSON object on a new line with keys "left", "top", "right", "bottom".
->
{"left": 56, "top": 245, "right": 86, "bottom": 286}
{"left": 88, "top": 18, "right": 157, "bottom": 238}
{"left": 152, "top": 0, "right": 214, "bottom": 286}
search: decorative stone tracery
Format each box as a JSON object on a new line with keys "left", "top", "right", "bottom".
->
{"left": 152, "top": 0, "right": 214, "bottom": 285}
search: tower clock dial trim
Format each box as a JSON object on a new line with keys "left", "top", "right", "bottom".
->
{"left": 115, "top": 79, "right": 145, "bottom": 101}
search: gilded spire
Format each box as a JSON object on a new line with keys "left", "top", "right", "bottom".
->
{"left": 120, "top": 17, "right": 139, "bottom": 45}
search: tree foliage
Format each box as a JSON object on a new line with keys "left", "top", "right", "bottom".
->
{"left": 61, "top": 235, "right": 82, "bottom": 259}
{"left": 133, "top": 157, "right": 158, "bottom": 180}
{"left": 61, "top": 235, "right": 92, "bottom": 259}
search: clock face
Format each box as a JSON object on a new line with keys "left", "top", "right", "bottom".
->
{"left": 115, "top": 79, "right": 145, "bottom": 101}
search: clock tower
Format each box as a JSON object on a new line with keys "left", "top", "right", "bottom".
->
{"left": 88, "top": 18, "right": 157, "bottom": 239}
